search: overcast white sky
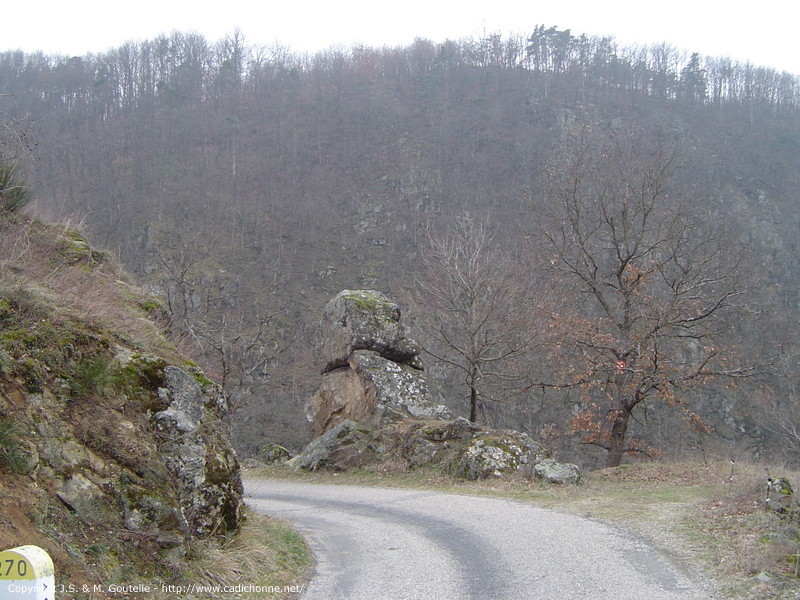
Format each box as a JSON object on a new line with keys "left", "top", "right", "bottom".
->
{"left": 3, "top": 1, "right": 799, "bottom": 75}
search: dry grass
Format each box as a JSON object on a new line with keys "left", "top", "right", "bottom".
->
{"left": 0, "top": 214, "right": 176, "bottom": 358}
{"left": 176, "top": 509, "right": 312, "bottom": 600}
{"left": 249, "top": 459, "right": 800, "bottom": 599}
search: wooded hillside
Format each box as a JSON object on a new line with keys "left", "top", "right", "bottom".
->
{"left": 2, "top": 27, "right": 798, "bottom": 465}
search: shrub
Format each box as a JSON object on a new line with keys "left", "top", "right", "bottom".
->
{"left": 0, "top": 163, "right": 31, "bottom": 213}
{"left": 0, "top": 417, "right": 27, "bottom": 473}
{"left": 68, "top": 357, "right": 121, "bottom": 398}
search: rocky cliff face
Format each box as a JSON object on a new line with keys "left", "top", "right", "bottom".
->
{"left": 309, "top": 290, "right": 450, "bottom": 437}
{"left": 0, "top": 215, "right": 242, "bottom": 590}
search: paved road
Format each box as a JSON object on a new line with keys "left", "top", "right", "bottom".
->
{"left": 244, "top": 479, "right": 716, "bottom": 600}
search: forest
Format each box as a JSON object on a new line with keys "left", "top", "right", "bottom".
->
{"left": 1, "top": 26, "right": 799, "bottom": 467}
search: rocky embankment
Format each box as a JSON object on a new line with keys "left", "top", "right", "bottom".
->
{"left": 0, "top": 215, "right": 242, "bottom": 589}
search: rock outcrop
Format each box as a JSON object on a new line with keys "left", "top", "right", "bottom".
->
{"left": 0, "top": 217, "right": 243, "bottom": 587}
{"left": 454, "top": 431, "right": 549, "bottom": 480}
{"left": 289, "top": 417, "right": 581, "bottom": 482}
{"left": 287, "top": 420, "right": 379, "bottom": 471}
{"left": 533, "top": 458, "right": 583, "bottom": 485}
{"left": 151, "top": 364, "right": 243, "bottom": 536}
{"left": 23, "top": 352, "right": 243, "bottom": 549}
{"left": 309, "top": 290, "right": 450, "bottom": 437}
{"left": 291, "top": 290, "right": 581, "bottom": 483}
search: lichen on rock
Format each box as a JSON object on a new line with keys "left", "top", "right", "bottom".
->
{"left": 0, "top": 195, "right": 244, "bottom": 587}
{"left": 454, "top": 432, "right": 549, "bottom": 480}
{"left": 319, "top": 289, "right": 424, "bottom": 372}
{"left": 293, "top": 290, "right": 570, "bottom": 482}
{"left": 308, "top": 290, "right": 450, "bottom": 437}
{"left": 533, "top": 458, "right": 583, "bottom": 485}
{"left": 287, "top": 416, "right": 577, "bottom": 484}
{"left": 151, "top": 365, "right": 243, "bottom": 536}
{"left": 288, "top": 420, "right": 382, "bottom": 471}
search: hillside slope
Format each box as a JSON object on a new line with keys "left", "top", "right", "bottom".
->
{"left": 0, "top": 213, "right": 242, "bottom": 595}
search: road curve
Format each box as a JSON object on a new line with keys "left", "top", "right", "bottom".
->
{"left": 244, "top": 479, "right": 715, "bottom": 600}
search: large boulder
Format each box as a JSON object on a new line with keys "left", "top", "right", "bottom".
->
{"left": 309, "top": 291, "right": 450, "bottom": 437}
{"left": 257, "top": 443, "right": 292, "bottom": 465}
{"left": 533, "top": 458, "right": 583, "bottom": 485}
{"left": 320, "top": 290, "right": 423, "bottom": 372}
{"left": 400, "top": 418, "right": 483, "bottom": 468}
{"left": 766, "top": 477, "right": 797, "bottom": 518}
{"left": 454, "top": 431, "right": 549, "bottom": 480}
{"left": 288, "top": 420, "right": 383, "bottom": 471}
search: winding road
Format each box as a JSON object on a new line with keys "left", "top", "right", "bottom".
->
{"left": 245, "top": 479, "right": 715, "bottom": 600}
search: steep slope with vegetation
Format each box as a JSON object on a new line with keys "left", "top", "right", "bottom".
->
{"left": 0, "top": 205, "right": 251, "bottom": 594}
{"left": 1, "top": 27, "right": 799, "bottom": 465}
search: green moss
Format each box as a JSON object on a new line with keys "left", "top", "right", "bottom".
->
{"left": 118, "top": 478, "right": 181, "bottom": 530}
{"left": 204, "top": 446, "right": 236, "bottom": 487}
{"left": 129, "top": 353, "right": 168, "bottom": 386}
{"left": 113, "top": 353, "right": 182, "bottom": 412}
{"left": 344, "top": 289, "right": 389, "bottom": 310}
{"left": 342, "top": 290, "right": 400, "bottom": 325}
{"left": 57, "top": 231, "right": 109, "bottom": 266}
{"left": 15, "top": 357, "right": 44, "bottom": 392}
{"left": 258, "top": 443, "right": 291, "bottom": 464}
{"left": 186, "top": 365, "right": 215, "bottom": 390}
{"left": 1, "top": 327, "right": 39, "bottom": 347}
{"left": 135, "top": 296, "right": 165, "bottom": 313}
{"left": 134, "top": 295, "right": 169, "bottom": 324}
{"left": 0, "top": 288, "right": 50, "bottom": 325}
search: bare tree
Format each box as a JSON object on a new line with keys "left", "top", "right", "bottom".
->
{"left": 414, "top": 216, "right": 549, "bottom": 423}
{"left": 152, "top": 233, "right": 295, "bottom": 423}
{"left": 189, "top": 307, "right": 297, "bottom": 419}
{"left": 761, "top": 344, "right": 800, "bottom": 463}
{"left": 538, "top": 123, "right": 755, "bottom": 467}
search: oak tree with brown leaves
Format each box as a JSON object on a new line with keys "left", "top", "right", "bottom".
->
{"left": 538, "top": 123, "right": 754, "bottom": 467}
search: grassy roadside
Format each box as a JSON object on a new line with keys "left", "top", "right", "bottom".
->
{"left": 245, "top": 460, "right": 800, "bottom": 600}
{"left": 161, "top": 508, "right": 312, "bottom": 600}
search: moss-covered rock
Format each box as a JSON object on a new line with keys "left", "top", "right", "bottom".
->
{"left": 58, "top": 230, "right": 108, "bottom": 265}
{"left": 453, "top": 432, "right": 549, "bottom": 480}
{"left": 288, "top": 417, "right": 565, "bottom": 482}
{"left": 533, "top": 458, "right": 583, "bottom": 485}
{"left": 257, "top": 443, "right": 292, "bottom": 464}
{"left": 149, "top": 365, "right": 243, "bottom": 536}
{"left": 319, "top": 289, "right": 423, "bottom": 371}
{"left": 288, "top": 420, "right": 382, "bottom": 471}
{"left": 767, "top": 477, "right": 797, "bottom": 518}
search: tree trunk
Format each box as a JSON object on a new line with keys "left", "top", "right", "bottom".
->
{"left": 606, "top": 408, "right": 631, "bottom": 468}
{"left": 469, "top": 386, "right": 478, "bottom": 423}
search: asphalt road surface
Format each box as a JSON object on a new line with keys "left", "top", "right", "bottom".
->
{"left": 245, "top": 479, "right": 716, "bottom": 600}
